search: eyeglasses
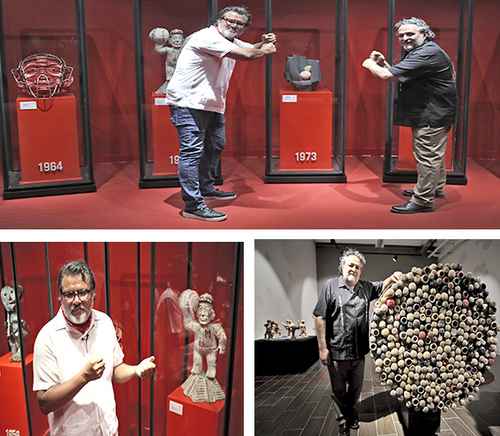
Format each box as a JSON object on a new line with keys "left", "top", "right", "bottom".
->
{"left": 61, "top": 288, "right": 92, "bottom": 302}
{"left": 221, "top": 16, "right": 248, "bottom": 28}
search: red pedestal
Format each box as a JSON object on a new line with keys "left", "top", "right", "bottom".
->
{"left": 397, "top": 126, "right": 453, "bottom": 170}
{"left": 279, "top": 89, "right": 333, "bottom": 171}
{"left": 151, "top": 93, "right": 179, "bottom": 175}
{"left": 0, "top": 353, "right": 48, "bottom": 436}
{"left": 166, "top": 386, "right": 224, "bottom": 436}
{"left": 16, "top": 94, "right": 81, "bottom": 184}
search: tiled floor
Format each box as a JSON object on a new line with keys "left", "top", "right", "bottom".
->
{"left": 255, "top": 357, "right": 500, "bottom": 436}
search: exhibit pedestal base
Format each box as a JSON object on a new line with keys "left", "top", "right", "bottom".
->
{"left": 0, "top": 353, "right": 48, "bottom": 436}
{"left": 279, "top": 89, "right": 333, "bottom": 171}
{"left": 166, "top": 386, "right": 224, "bottom": 436}
{"left": 151, "top": 93, "right": 179, "bottom": 175}
{"left": 400, "top": 405, "right": 440, "bottom": 436}
{"left": 16, "top": 94, "right": 81, "bottom": 184}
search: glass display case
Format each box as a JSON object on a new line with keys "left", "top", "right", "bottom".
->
{"left": 383, "top": 0, "right": 473, "bottom": 184}
{"left": 135, "top": 0, "right": 224, "bottom": 188}
{"left": 0, "top": 0, "right": 96, "bottom": 199}
{"left": 0, "top": 242, "right": 243, "bottom": 436}
{"left": 264, "top": 0, "right": 347, "bottom": 183}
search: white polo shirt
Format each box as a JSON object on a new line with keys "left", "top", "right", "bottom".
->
{"left": 166, "top": 25, "right": 253, "bottom": 113}
{"left": 33, "top": 309, "right": 124, "bottom": 436}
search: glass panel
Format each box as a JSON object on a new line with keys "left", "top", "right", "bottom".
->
{"left": 140, "top": 0, "right": 209, "bottom": 181}
{"left": 386, "top": 0, "right": 467, "bottom": 181}
{"left": 1, "top": 0, "right": 94, "bottom": 195}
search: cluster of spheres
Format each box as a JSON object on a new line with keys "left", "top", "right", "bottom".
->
{"left": 370, "top": 263, "right": 498, "bottom": 412}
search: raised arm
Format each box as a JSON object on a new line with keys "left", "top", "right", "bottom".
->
{"left": 362, "top": 50, "right": 395, "bottom": 80}
{"left": 225, "top": 42, "right": 276, "bottom": 60}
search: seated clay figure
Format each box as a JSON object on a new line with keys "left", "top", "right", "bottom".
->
{"left": 282, "top": 319, "right": 299, "bottom": 339}
{"left": 299, "top": 320, "right": 307, "bottom": 337}
{"left": 264, "top": 320, "right": 273, "bottom": 339}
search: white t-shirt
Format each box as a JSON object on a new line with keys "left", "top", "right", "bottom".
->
{"left": 33, "top": 309, "right": 124, "bottom": 436}
{"left": 166, "top": 25, "right": 253, "bottom": 114}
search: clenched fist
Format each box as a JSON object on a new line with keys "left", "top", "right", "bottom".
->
{"left": 81, "top": 355, "right": 105, "bottom": 382}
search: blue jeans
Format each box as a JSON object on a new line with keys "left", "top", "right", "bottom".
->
{"left": 170, "top": 106, "right": 225, "bottom": 210}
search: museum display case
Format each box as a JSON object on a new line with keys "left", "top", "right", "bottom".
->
{"left": 264, "top": 0, "right": 347, "bottom": 183}
{"left": 135, "top": 0, "right": 225, "bottom": 188}
{"left": 0, "top": 0, "right": 96, "bottom": 199}
{"left": 383, "top": 0, "right": 473, "bottom": 184}
{"left": 0, "top": 242, "right": 243, "bottom": 436}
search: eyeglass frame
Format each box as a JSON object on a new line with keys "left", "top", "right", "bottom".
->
{"left": 60, "top": 288, "right": 94, "bottom": 302}
{"left": 220, "top": 16, "right": 249, "bottom": 29}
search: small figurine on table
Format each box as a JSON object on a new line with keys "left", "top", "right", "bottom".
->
{"left": 1, "top": 285, "right": 28, "bottom": 362}
{"left": 282, "top": 319, "right": 299, "bottom": 339}
{"left": 179, "top": 289, "right": 227, "bottom": 403}
{"left": 149, "top": 27, "right": 184, "bottom": 94}
{"left": 264, "top": 320, "right": 273, "bottom": 339}
{"left": 271, "top": 321, "right": 281, "bottom": 338}
{"left": 299, "top": 320, "right": 307, "bottom": 337}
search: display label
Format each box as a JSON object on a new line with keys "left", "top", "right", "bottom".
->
{"left": 19, "top": 101, "right": 37, "bottom": 110}
{"left": 38, "top": 161, "right": 64, "bottom": 173}
{"left": 154, "top": 97, "right": 169, "bottom": 106}
{"left": 295, "top": 151, "right": 318, "bottom": 162}
{"left": 6, "top": 430, "right": 21, "bottom": 436}
{"left": 282, "top": 95, "right": 297, "bottom": 103}
{"left": 169, "top": 154, "right": 179, "bottom": 165}
{"left": 169, "top": 400, "right": 183, "bottom": 416}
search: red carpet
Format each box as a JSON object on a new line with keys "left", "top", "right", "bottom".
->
{"left": 0, "top": 157, "right": 499, "bottom": 229}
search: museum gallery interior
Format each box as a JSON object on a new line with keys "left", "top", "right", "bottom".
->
{"left": 255, "top": 240, "right": 500, "bottom": 436}
{"left": 0, "top": 0, "right": 499, "bottom": 228}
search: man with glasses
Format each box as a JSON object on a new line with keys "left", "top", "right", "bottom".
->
{"left": 33, "top": 260, "right": 156, "bottom": 436}
{"left": 362, "top": 17, "right": 457, "bottom": 214}
{"left": 166, "top": 5, "right": 277, "bottom": 221}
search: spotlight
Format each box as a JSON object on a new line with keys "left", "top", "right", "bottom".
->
{"left": 392, "top": 255, "right": 399, "bottom": 263}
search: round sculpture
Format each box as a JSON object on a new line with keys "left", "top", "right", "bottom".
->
{"left": 179, "top": 289, "right": 227, "bottom": 403}
{"left": 369, "top": 263, "right": 498, "bottom": 412}
{"left": 11, "top": 53, "right": 74, "bottom": 99}
{"left": 284, "top": 55, "right": 321, "bottom": 91}
{"left": 1, "top": 285, "right": 28, "bottom": 362}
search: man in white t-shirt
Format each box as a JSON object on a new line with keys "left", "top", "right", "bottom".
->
{"left": 33, "top": 260, "right": 156, "bottom": 436}
{"left": 166, "top": 5, "right": 277, "bottom": 222}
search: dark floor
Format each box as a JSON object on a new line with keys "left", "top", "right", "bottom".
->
{"left": 255, "top": 356, "right": 500, "bottom": 436}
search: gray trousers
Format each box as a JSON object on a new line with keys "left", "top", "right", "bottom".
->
{"left": 327, "top": 357, "right": 365, "bottom": 422}
{"left": 411, "top": 125, "right": 450, "bottom": 207}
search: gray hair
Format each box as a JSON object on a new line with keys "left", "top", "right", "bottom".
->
{"left": 394, "top": 17, "right": 435, "bottom": 41}
{"left": 338, "top": 248, "right": 366, "bottom": 274}
{"left": 217, "top": 5, "right": 252, "bottom": 26}
{"left": 57, "top": 260, "right": 96, "bottom": 293}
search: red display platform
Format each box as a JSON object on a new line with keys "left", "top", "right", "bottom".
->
{"left": 0, "top": 353, "right": 48, "bottom": 436}
{"left": 279, "top": 89, "right": 333, "bottom": 171}
{"left": 166, "top": 386, "right": 224, "bottom": 436}
{"left": 396, "top": 127, "right": 453, "bottom": 170}
{"left": 16, "top": 94, "right": 81, "bottom": 184}
{"left": 151, "top": 93, "right": 179, "bottom": 175}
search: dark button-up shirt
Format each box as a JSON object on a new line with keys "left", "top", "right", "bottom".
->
{"left": 389, "top": 40, "right": 457, "bottom": 128}
{"left": 313, "top": 276, "right": 382, "bottom": 360}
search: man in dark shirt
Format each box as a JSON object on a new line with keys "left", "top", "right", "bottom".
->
{"left": 313, "top": 249, "right": 401, "bottom": 436}
{"left": 362, "top": 17, "right": 457, "bottom": 214}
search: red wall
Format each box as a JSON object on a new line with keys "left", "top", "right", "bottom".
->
{"left": 2, "top": 0, "right": 499, "bottom": 166}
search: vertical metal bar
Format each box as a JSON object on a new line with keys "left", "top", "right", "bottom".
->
{"left": 44, "top": 243, "right": 54, "bottom": 318}
{"left": 384, "top": 0, "right": 396, "bottom": 177}
{"left": 149, "top": 242, "right": 156, "bottom": 436}
{"left": 223, "top": 242, "right": 242, "bottom": 436}
{"left": 0, "top": 0, "right": 13, "bottom": 190}
{"left": 335, "top": 0, "right": 347, "bottom": 174}
{"left": 9, "top": 243, "right": 33, "bottom": 436}
{"left": 83, "top": 242, "right": 89, "bottom": 264}
{"left": 453, "top": 0, "right": 466, "bottom": 175}
{"left": 460, "top": 0, "right": 473, "bottom": 177}
{"left": 136, "top": 243, "right": 142, "bottom": 436}
{"left": 76, "top": 0, "right": 94, "bottom": 181}
{"left": 104, "top": 242, "right": 110, "bottom": 315}
{"left": 183, "top": 242, "right": 193, "bottom": 380}
{"left": 134, "top": 0, "right": 147, "bottom": 182}
{"left": 265, "top": 0, "right": 273, "bottom": 177}
{"left": 0, "top": 243, "right": 5, "bottom": 286}
{"left": 209, "top": 0, "right": 217, "bottom": 24}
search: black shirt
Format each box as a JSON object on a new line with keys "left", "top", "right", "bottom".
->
{"left": 389, "top": 40, "right": 457, "bottom": 127}
{"left": 313, "top": 276, "right": 382, "bottom": 360}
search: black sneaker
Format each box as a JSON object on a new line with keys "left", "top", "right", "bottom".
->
{"left": 202, "top": 189, "right": 237, "bottom": 201}
{"left": 181, "top": 205, "right": 227, "bottom": 222}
